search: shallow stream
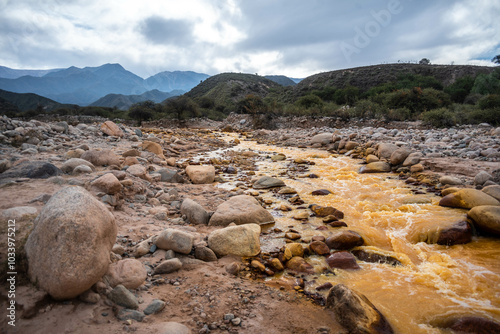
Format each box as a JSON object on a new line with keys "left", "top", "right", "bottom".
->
{"left": 220, "top": 137, "right": 500, "bottom": 334}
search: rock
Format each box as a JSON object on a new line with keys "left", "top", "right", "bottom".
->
{"left": 122, "top": 149, "right": 141, "bottom": 157}
{"left": 0, "top": 206, "right": 37, "bottom": 220}
{"left": 316, "top": 282, "right": 334, "bottom": 291}
{"left": 279, "top": 186, "right": 297, "bottom": 194}
{"left": 286, "top": 243, "right": 304, "bottom": 257}
{"left": 474, "top": 171, "right": 493, "bottom": 186}
{"left": 285, "top": 256, "right": 314, "bottom": 273}
{"left": 0, "top": 161, "right": 62, "bottom": 180}
{"left": 124, "top": 157, "right": 140, "bottom": 166}
{"left": 439, "top": 175, "right": 463, "bottom": 186}
{"left": 326, "top": 251, "right": 360, "bottom": 269}
{"left": 158, "top": 168, "right": 184, "bottom": 183}
{"left": 410, "top": 164, "right": 424, "bottom": 173}
{"left": 359, "top": 161, "right": 391, "bottom": 173}
{"left": 112, "top": 244, "right": 125, "bottom": 255}
{"left": 402, "top": 152, "right": 422, "bottom": 167}
{"left": 61, "top": 158, "right": 96, "bottom": 173}
{"left": 271, "top": 153, "right": 286, "bottom": 161}
{"left": 225, "top": 262, "right": 241, "bottom": 275}
{"left": 79, "top": 289, "right": 100, "bottom": 304}
{"left": 345, "top": 141, "right": 359, "bottom": 150}
{"left": 116, "top": 309, "right": 145, "bottom": 322}
{"left": 351, "top": 250, "right": 402, "bottom": 266}
{"left": 292, "top": 212, "right": 309, "bottom": 220}
{"left": 311, "top": 189, "right": 332, "bottom": 196}
{"left": 438, "top": 316, "right": 500, "bottom": 334}
{"left": 160, "top": 322, "right": 191, "bottom": 334}
{"left": 390, "top": 147, "right": 411, "bottom": 165}
{"left": 185, "top": 165, "right": 215, "bottom": 184}
{"left": 100, "top": 120, "right": 124, "bottom": 137}
{"left": 309, "top": 241, "right": 330, "bottom": 255}
{"left": 126, "top": 164, "right": 149, "bottom": 180}
{"left": 326, "top": 284, "right": 394, "bottom": 334}
{"left": 109, "top": 284, "right": 138, "bottom": 309}
{"left": 439, "top": 188, "right": 500, "bottom": 209}
{"left": 269, "top": 258, "right": 284, "bottom": 271}
{"left": 155, "top": 229, "right": 194, "bottom": 254}
{"left": 81, "top": 150, "right": 121, "bottom": 167}
{"left": 311, "top": 133, "right": 333, "bottom": 145}
{"left": 154, "top": 258, "right": 183, "bottom": 274}
{"left": 208, "top": 224, "right": 261, "bottom": 257}
{"left": 194, "top": 246, "right": 218, "bottom": 262}
{"left": 326, "top": 231, "right": 364, "bottom": 250}
{"left": 366, "top": 155, "right": 379, "bottom": 163}
{"left": 482, "top": 185, "right": 500, "bottom": 201}
{"left": 251, "top": 259, "right": 266, "bottom": 272}
{"left": 91, "top": 173, "right": 123, "bottom": 195}
{"left": 436, "top": 221, "right": 473, "bottom": 245}
{"left": 468, "top": 206, "right": 500, "bottom": 236}
{"left": 144, "top": 299, "right": 166, "bottom": 315}
{"left": 25, "top": 186, "right": 117, "bottom": 300}
{"left": 142, "top": 140, "right": 165, "bottom": 159}
{"left": 310, "top": 204, "right": 344, "bottom": 219}
{"left": 209, "top": 195, "right": 274, "bottom": 226}
{"left": 104, "top": 259, "right": 147, "bottom": 289}
{"left": 377, "top": 142, "right": 399, "bottom": 159}
{"left": 180, "top": 198, "right": 209, "bottom": 225}
{"left": 253, "top": 175, "right": 285, "bottom": 189}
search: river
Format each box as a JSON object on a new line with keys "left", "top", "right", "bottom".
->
{"left": 217, "top": 136, "right": 500, "bottom": 333}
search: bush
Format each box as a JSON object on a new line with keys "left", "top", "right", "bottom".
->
{"left": 334, "top": 85, "right": 359, "bottom": 105}
{"left": 445, "top": 76, "right": 475, "bottom": 103}
{"left": 384, "top": 87, "right": 450, "bottom": 114}
{"left": 465, "top": 107, "right": 500, "bottom": 125}
{"left": 128, "top": 101, "right": 155, "bottom": 125}
{"left": 237, "top": 94, "right": 267, "bottom": 114}
{"left": 352, "top": 99, "right": 387, "bottom": 119}
{"left": 421, "top": 108, "right": 457, "bottom": 127}
{"left": 478, "top": 94, "right": 500, "bottom": 110}
{"left": 296, "top": 94, "right": 324, "bottom": 109}
{"left": 162, "top": 96, "right": 199, "bottom": 120}
{"left": 471, "top": 69, "right": 500, "bottom": 95}
{"left": 311, "top": 87, "right": 337, "bottom": 101}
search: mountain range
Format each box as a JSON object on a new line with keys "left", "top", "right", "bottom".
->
{"left": 0, "top": 64, "right": 210, "bottom": 106}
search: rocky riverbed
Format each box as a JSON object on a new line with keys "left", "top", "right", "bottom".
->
{"left": 0, "top": 114, "right": 499, "bottom": 334}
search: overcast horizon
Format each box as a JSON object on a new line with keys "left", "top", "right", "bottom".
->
{"left": 0, "top": 0, "right": 499, "bottom": 79}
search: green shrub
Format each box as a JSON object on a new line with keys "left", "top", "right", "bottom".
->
{"left": 445, "top": 76, "right": 475, "bottom": 103}
{"left": 478, "top": 94, "right": 500, "bottom": 110}
{"left": 296, "top": 94, "right": 324, "bottom": 109}
{"left": 236, "top": 94, "right": 267, "bottom": 114}
{"left": 421, "top": 108, "right": 456, "bottom": 127}
{"left": 471, "top": 69, "right": 500, "bottom": 95}
{"left": 311, "top": 87, "right": 337, "bottom": 101}
{"left": 334, "top": 85, "right": 359, "bottom": 105}
{"left": 465, "top": 107, "right": 500, "bottom": 125}
{"left": 352, "top": 99, "right": 387, "bottom": 119}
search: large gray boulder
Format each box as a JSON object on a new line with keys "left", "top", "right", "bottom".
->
{"left": 25, "top": 186, "right": 117, "bottom": 300}
{"left": 252, "top": 176, "right": 285, "bottom": 189}
{"left": 468, "top": 205, "right": 500, "bottom": 236}
{"left": 60, "top": 158, "right": 96, "bottom": 174}
{"left": 377, "top": 143, "right": 399, "bottom": 159}
{"left": 0, "top": 161, "right": 62, "bottom": 180}
{"left": 208, "top": 224, "right": 261, "bottom": 257}
{"left": 311, "top": 133, "right": 333, "bottom": 145}
{"left": 185, "top": 165, "right": 215, "bottom": 184}
{"left": 439, "top": 188, "right": 500, "bottom": 209}
{"left": 104, "top": 259, "right": 147, "bottom": 289}
{"left": 155, "top": 229, "right": 194, "bottom": 254}
{"left": 81, "top": 149, "right": 121, "bottom": 167}
{"left": 180, "top": 198, "right": 210, "bottom": 225}
{"left": 209, "top": 195, "right": 274, "bottom": 226}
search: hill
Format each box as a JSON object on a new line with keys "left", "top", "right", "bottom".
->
{"left": 0, "top": 89, "right": 71, "bottom": 112}
{"left": 145, "top": 71, "right": 210, "bottom": 92}
{"left": 292, "top": 63, "right": 495, "bottom": 99}
{"left": 89, "top": 89, "right": 181, "bottom": 110}
{"left": 264, "top": 75, "right": 296, "bottom": 86}
{"left": 0, "top": 66, "right": 62, "bottom": 79}
{"left": 0, "top": 64, "right": 210, "bottom": 106}
{"left": 185, "top": 73, "right": 281, "bottom": 108}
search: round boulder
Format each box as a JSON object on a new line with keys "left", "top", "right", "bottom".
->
{"left": 155, "top": 229, "right": 194, "bottom": 254}
{"left": 104, "top": 259, "right": 147, "bottom": 289}
{"left": 185, "top": 165, "right": 215, "bottom": 184}
{"left": 439, "top": 188, "right": 500, "bottom": 209}
{"left": 208, "top": 224, "right": 261, "bottom": 257}
{"left": 467, "top": 205, "right": 500, "bottom": 236}
{"left": 25, "top": 186, "right": 117, "bottom": 300}
{"left": 359, "top": 162, "right": 391, "bottom": 173}
{"left": 209, "top": 195, "right": 274, "bottom": 226}
{"left": 180, "top": 198, "right": 209, "bottom": 225}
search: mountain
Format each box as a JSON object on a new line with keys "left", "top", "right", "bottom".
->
{"left": 0, "top": 64, "right": 211, "bottom": 106}
{"left": 185, "top": 72, "right": 280, "bottom": 108}
{"left": 90, "top": 89, "right": 181, "bottom": 110}
{"left": 145, "top": 71, "right": 210, "bottom": 92}
{"left": 264, "top": 75, "right": 296, "bottom": 86}
{"left": 0, "top": 66, "right": 62, "bottom": 79}
{"left": 0, "top": 88, "right": 70, "bottom": 112}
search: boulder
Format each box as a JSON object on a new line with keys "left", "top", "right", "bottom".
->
{"left": 252, "top": 175, "right": 285, "bottom": 189}
{"left": 126, "top": 164, "right": 150, "bottom": 180}
{"left": 482, "top": 185, "right": 500, "bottom": 202}
{"left": 439, "top": 175, "right": 463, "bottom": 186}
{"left": 468, "top": 206, "right": 500, "bottom": 236}
{"left": 0, "top": 161, "right": 62, "bottom": 180}
{"left": 359, "top": 162, "right": 391, "bottom": 173}
{"left": 402, "top": 152, "right": 422, "bottom": 167}
{"left": 366, "top": 155, "right": 379, "bottom": 163}
{"left": 326, "top": 231, "right": 364, "bottom": 250}
{"left": 326, "top": 251, "right": 360, "bottom": 270}
{"left": 185, "top": 165, "right": 215, "bottom": 184}
{"left": 61, "top": 158, "right": 95, "bottom": 174}
{"left": 474, "top": 171, "right": 493, "bottom": 186}
{"left": 377, "top": 143, "right": 399, "bottom": 159}
{"left": 100, "top": 120, "right": 124, "bottom": 137}
{"left": 154, "top": 258, "right": 183, "bottom": 274}
{"left": 390, "top": 147, "right": 411, "bottom": 165}
{"left": 0, "top": 159, "right": 12, "bottom": 173}
{"left": 310, "top": 204, "right": 344, "bottom": 219}
{"left": 155, "top": 229, "right": 194, "bottom": 254}
{"left": 104, "top": 259, "right": 147, "bottom": 289}
{"left": 25, "top": 186, "right": 117, "bottom": 300}
{"left": 91, "top": 173, "right": 123, "bottom": 195}
{"left": 158, "top": 168, "right": 184, "bottom": 183}
{"left": 180, "top": 198, "right": 210, "bottom": 225}
{"left": 309, "top": 241, "right": 330, "bottom": 255}
{"left": 286, "top": 243, "right": 305, "bottom": 257}
{"left": 144, "top": 299, "right": 166, "bottom": 315}
{"left": 311, "top": 133, "right": 333, "bottom": 145}
{"left": 207, "top": 224, "right": 261, "bottom": 257}
{"left": 194, "top": 246, "right": 218, "bottom": 262}
{"left": 326, "top": 284, "right": 394, "bottom": 334}
{"left": 439, "top": 188, "right": 500, "bottom": 209}
{"left": 285, "top": 256, "right": 314, "bottom": 273}
{"left": 109, "top": 285, "right": 138, "bottom": 309}
{"left": 159, "top": 322, "right": 192, "bottom": 334}
{"left": 81, "top": 150, "right": 121, "bottom": 167}
{"left": 209, "top": 195, "right": 274, "bottom": 226}
{"left": 0, "top": 206, "right": 37, "bottom": 221}
{"left": 122, "top": 149, "right": 141, "bottom": 157}
{"left": 142, "top": 141, "right": 165, "bottom": 159}
{"left": 436, "top": 221, "right": 473, "bottom": 245}
{"left": 437, "top": 316, "right": 500, "bottom": 334}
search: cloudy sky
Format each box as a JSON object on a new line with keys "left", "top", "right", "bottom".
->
{"left": 0, "top": 0, "right": 499, "bottom": 79}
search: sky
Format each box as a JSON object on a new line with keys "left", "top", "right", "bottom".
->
{"left": 0, "top": 0, "right": 499, "bottom": 79}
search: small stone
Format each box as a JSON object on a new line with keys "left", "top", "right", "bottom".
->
{"left": 326, "top": 251, "right": 360, "bottom": 270}
{"left": 144, "top": 299, "right": 166, "bottom": 315}
{"left": 269, "top": 258, "right": 284, "bottom": 271}
{"left": 231, "top": 318, "right": 241, "bottom": 326}
{"left": 251, "top": 260, "right": 266, "bottom": 272}
{"left": 309, "top": 241, "right": 330, "bottom": 255}
{"left": 315, "top": 282, "right": 333, "bottom": 291}
{"left": 311, "top": 189, "right": 331, "bottom": 196}
{"left": 292, "top": 212, "right": 309, "bottom": 220}
{"left": 109, "top": 285, "right": 139, "bottom": 309}
{"left": 225, "top": 262, "right": 240, "bottom": 275}
{"left": 116, "top": 309, "right": 145, "bottom": 322}
{"left": 154, "top": 258, "right": 183, "bottom": 275}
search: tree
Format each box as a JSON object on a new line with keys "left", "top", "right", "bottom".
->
{"left": 419, "top": 58, "right": 430, "bottom": 65}
{"left": 492, "top": 55, "right": 500, "bottom": 65}
{"left": 128, "top": 100, "right": 155, "bottom": 125}
{"left": 163, "top": 96, "right": 199, "bottom": 120}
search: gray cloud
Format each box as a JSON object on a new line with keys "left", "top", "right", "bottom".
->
{"left": 139, "top": 16, "right": 194, "bottom": 46}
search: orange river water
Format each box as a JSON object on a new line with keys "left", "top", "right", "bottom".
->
{"left": 218, "top": 138, "right": 500, "bottom": 334}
